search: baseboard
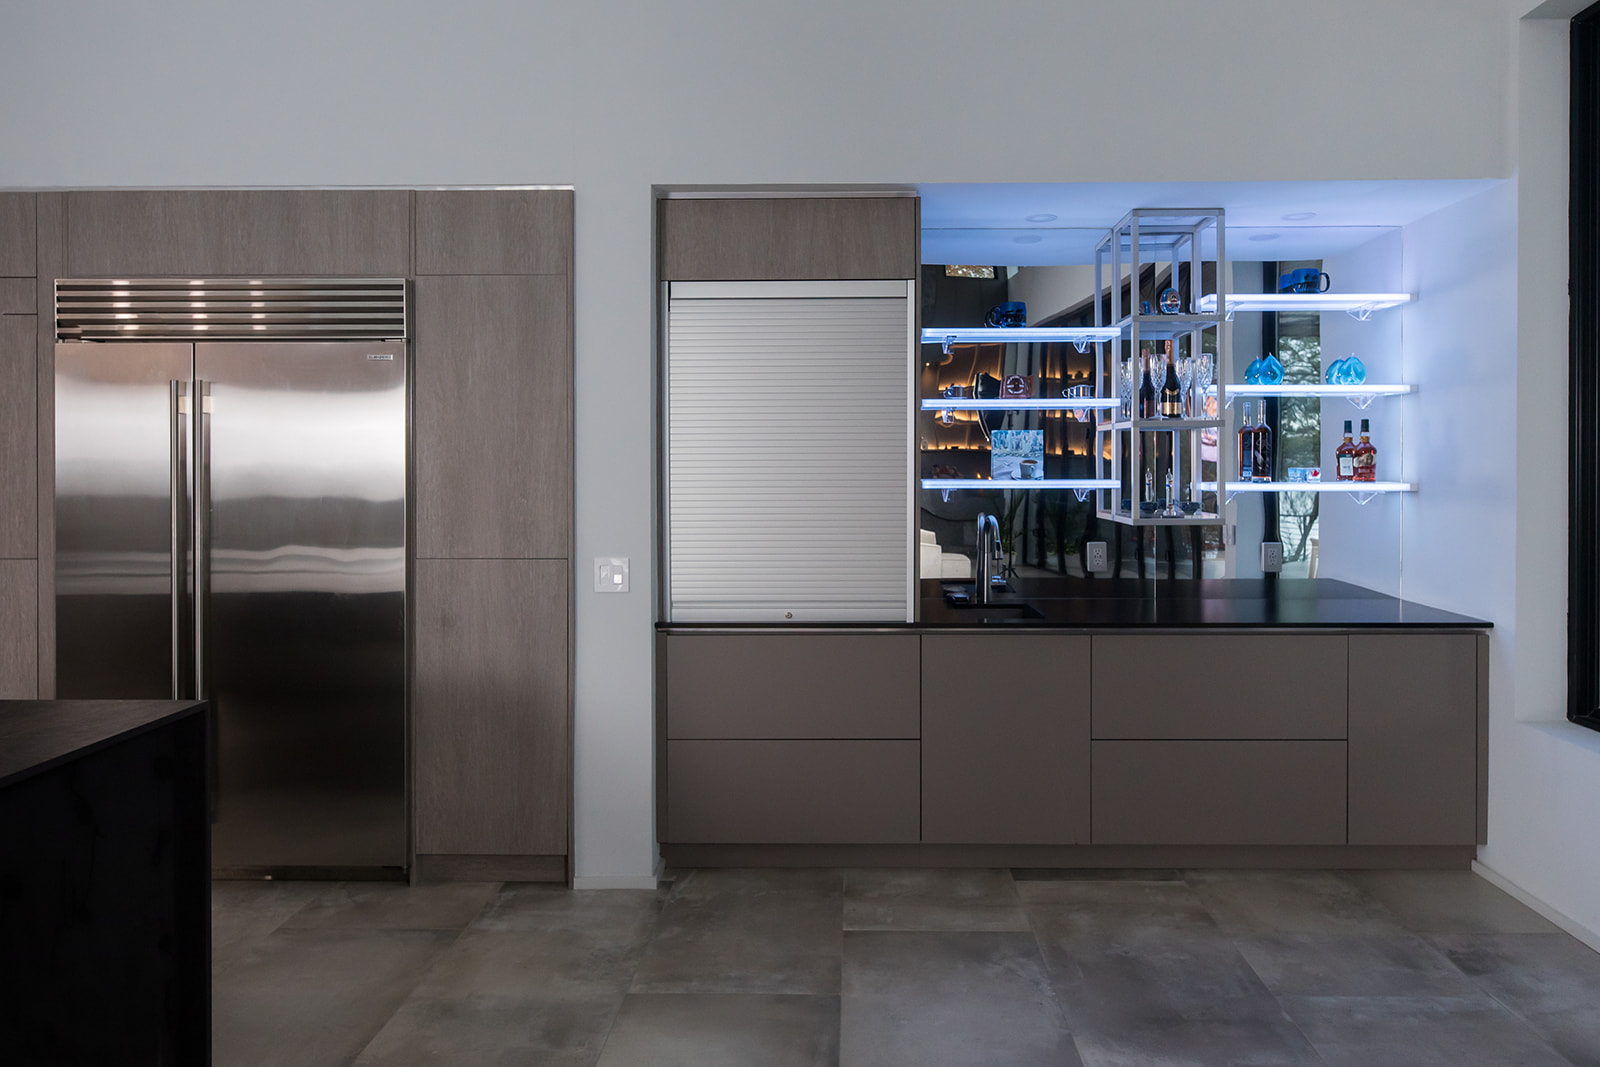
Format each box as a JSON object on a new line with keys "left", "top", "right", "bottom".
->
{"left": 413, "top": 854, "right": 566, "bottom": 884}
{"left": 1472, "top": 859, "right": 1600, "bottom": 955}
{"left": 660, "top": 843, "right": 1476, "bottom": 870}
{"left": 572, "top": 874, "right": 660, "bottom": 890}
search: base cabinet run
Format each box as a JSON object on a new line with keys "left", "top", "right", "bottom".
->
{"left": 658, "top": 631, "right": 1486, "bottom": 853}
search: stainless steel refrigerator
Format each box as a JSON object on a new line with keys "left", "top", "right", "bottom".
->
{"left": 54, "top": 280, "right": 409, "bottom": 876}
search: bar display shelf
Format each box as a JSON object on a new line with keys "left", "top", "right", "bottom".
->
{"left": 921, "top": 398, "right": 1120, "bottom": 411}
{"left": 921, "top": 326, "right": 1121, "bottom": 354}
{"left": 1201, "top": 480, "right": 1416, "bottom": 506}
{"left": 1094, "top": 208, "right": 1229, "bottom": 530}
{"left": 1213, "top": 383, "right": 1415, "bottom": 410}
{"left": 1192, "top": 292, "right": 1413, "bottom": 320}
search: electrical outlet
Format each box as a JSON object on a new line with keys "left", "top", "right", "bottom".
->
{"left": 595, "top": 557, "right": 629, "bottom": 593}
{"left": 1086, "top": 541, "right": 1108, "bottom": 573}
{"left": 1261, "top": 542, "right": 1283, "bottom": 573}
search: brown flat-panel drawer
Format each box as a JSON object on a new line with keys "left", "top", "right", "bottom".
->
{"left": 1091, "top": 635, "right": 1347, "bottom": 739}
{"left": 665, "top": 739, "right": 920, "bottom": 843}
{"left": 1091, "top": 740, "right": 1347, "bottom": 845}
{"left": 666, "top": 634, "right": 919, "bottom": 739}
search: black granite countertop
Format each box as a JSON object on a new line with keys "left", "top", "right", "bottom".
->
{"left": 0, "top": 700, "right": 207, "bottom": 789}
{"left": 659, "top": 578, "right": 1492, "bottom": 631}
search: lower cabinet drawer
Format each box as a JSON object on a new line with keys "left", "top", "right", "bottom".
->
{"left": 1092, "top": 740, "right": 1347, "bottom": 845}
{"left": 665, "top": 739, "right": 920, "bottom": 844}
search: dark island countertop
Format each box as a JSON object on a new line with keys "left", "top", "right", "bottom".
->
{"left": 0, "top": 700, "right": 208, "bottom": 789}
{"left": 659, "top": 578, "right": 1491, "bottom": 632}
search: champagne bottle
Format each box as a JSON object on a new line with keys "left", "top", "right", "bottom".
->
{"left": 1237, "top": 402, "right": 1255, "bottom": 481}
{"left": 1253, "top": 403, "right": 1274, "bottom": 482}
{"left": 1160, "top": 342, "right": 1182, "bottom": 418}
{"left": 1138, "top": 347, "right": 1157, "bottom": 420}
{"left": 1353, "top": 418, "right": 1377, "bottom": 482}
{"left": 1335, "top": 419, "right": 1356, "bottom": 481}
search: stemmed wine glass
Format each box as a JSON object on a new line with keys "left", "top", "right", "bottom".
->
{"left": 1120, "top": 357, "right": 1135, "bottom": 419}
{"left": 1176, "top": 355, "right": 1194, "bottom": 418}
{"left": 1193, "top": 353, "right": 1214, "bottom": 417}
{"left": 1149, "top": 347, "right": 1168, "bottom": 415}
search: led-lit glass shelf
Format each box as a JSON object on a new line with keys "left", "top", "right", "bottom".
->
{"left": 1103, "top": 511, "right": 1223, "bottom": 528}
{"left": 921, "top": 326, "right": 1121, "bottom": 353}
{"left": 1110, "top": 417, "right": 1223, "bottom": 431}
{"left": 1192, "top": 293, "right": 1414, "bottom": 319}
{"left": 921, "top": 398, "right": 1121, "bottom": 411}
{"left": 1111, "top": 315, "right": 1219, "bottom": 339}
{"left": 1207, "top": 383, "right": 1415, "bottom": 409}
{"left": 1200, "top": 480, "right": 1416, "bottom": 494}
{"left": 921, "top": 478, "right": 1119, "bottom": 491}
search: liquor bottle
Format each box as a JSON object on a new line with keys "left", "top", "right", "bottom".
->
{"left": 1253, "top": 403, "right": 1274, "bottom": 482}
{"left": 1353, "top": 418, "right": 1377, "bottom": 482}
{"left": 1237, "top": 402, "right": 1255, "bottom": 481}
{"left": 1160, "top": 341, "right": 1183, "bottom": 417}
{"left": 1138, "top": 347, "right": 1157, "bottom": 419}
{"left": 1335, "top": 419, "right": 1356, "bottom": 481}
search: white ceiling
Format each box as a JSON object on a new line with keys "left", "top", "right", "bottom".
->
{"left": 918, "top": 180, "right": 1502, "bottom": 266}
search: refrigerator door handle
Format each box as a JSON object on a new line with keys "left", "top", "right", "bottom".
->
{"left": 169, "top": 380, "right": 188, "bottom": 699}
{"left": 194, "top": 379, "right": 210, "bottom": 701}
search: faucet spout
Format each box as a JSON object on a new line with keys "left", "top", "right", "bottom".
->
{"left": 975, "top": 512, "right": 1001, "bottom": 605}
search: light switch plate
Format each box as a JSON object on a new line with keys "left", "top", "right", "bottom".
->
{"left": 595, "top": 557, "right": 629, "bottom": 593}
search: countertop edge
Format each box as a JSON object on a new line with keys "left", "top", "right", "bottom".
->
{"left": 0, "top": 700, "right": 209, "bottom": 791}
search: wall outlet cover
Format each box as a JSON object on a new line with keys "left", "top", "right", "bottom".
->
{"left": 1086, "top": 541, "right": 1108, "bottom": 573}
{"left": 595, "top": 557, "right": 629, "bottom": 593}
{"left": 1260, "top": 542, "right": 1283, "bottom": 573}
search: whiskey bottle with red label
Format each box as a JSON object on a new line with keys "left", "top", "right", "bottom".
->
{"left": 1352, "top": 418, "right": 1377, "bottom": 482}
{"left": 1335, "top": 419, "right": 1357, "bottom": 481}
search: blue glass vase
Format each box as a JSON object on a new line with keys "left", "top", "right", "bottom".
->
{"left": 1342, "top": 354, "right": 1366, "bottom": 384}
{"left": 1325, "top": 357, "right": 1347, "bottom": 385}
{"left": 1244, "top": 357, "right": 1263, "bottom": 384}
{"left": 1260, "top": 353, "right": 1285, "bottom": 385}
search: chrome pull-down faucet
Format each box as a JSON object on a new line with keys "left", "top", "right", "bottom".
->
{"left": 975, "top": 512, "right": 1001, "bottom": 605}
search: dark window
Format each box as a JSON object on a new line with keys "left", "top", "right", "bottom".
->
{"left": 1569, "top": 2, "right": 1600, "bottom": 731}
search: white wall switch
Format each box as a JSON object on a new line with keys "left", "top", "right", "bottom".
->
{"left": 595, "top": 557, "right": 629, "bottom": 593}
{"left": 1260, "top": 542, "right": 1283, "bottom": 573}
{"left": 1086, "top": 541, "right": 1108, "bottom": 574}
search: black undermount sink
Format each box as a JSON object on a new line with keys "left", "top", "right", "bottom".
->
{"left": 943, "top": 589, "right": 1046, "bottom": 621}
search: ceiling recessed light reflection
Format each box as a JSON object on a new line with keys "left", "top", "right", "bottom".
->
{"left": 1248, "top": 233, "right": 1281, "bottom": 242}
{"left": 1282, "top": 211, "right": 1317, "bottom": 221}
{"left": 1013, "top": 235, "right": 1044, "bottom": 244}
{"left": 1025, "top": 213, "right": 1058, "bottom": 223}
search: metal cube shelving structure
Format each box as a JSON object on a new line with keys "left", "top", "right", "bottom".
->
{"left": 1093, "top": 209, "right": 1231, "bottom": 535}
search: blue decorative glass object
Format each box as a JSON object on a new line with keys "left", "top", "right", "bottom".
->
{"left": 1159, "top": 287, "right": 1182, "bottom": 314}
{"left": 1325, "top": 357, "right": 1347, "bottom": 385}
{"left": 1260, "top": 353, "right": 1285, "bottom": 385}
{"left": 1342, "top": 354, "right": 1366, "bottom": 384}
{"left": 1244, "top": 357, "right": 1264, "bottom": 384}
{"left": 985, "top": 301, "right": 1027, "bottom": 328}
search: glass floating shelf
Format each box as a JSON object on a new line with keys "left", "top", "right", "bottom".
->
{"left": 1191, "top": 293, "right": 1414, "bottom": 321}
{"left": 1208, "top": 383, "right": 1416, "bottom": 410}
{"left": 921, "top": 398, "right": 1121, "bottom": 411}
{"left": 921, "top": 326, "right": 1121, "bottom": 354}
{"left": 1110, "top": 418, "right": 1223, "bottom": 431}
{"left": 1104, "top": 511, "right": 1223, "bottom": 527}
{"left": 921, "top": 479, "right": 1119, "bottom": 491}
{"left": 1200, "top": 480, "right": 1416, "bottom": 506}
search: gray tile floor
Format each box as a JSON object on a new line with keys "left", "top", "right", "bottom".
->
{"left": 213, "top": 868, "right": 1600, "bottom": 1066}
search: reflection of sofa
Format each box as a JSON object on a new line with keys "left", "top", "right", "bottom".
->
{"left": 919, "top": 529, "right": 972, "bottom": 579}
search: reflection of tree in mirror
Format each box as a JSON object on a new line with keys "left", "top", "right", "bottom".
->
{"left": 1277, "top": 336, "right": 1322, "bottom": 563}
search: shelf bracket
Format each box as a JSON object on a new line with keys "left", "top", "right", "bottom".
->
{"left": 1072, "top": 340, "right": 1089, "bottom": 354}
{"left": 1345, "top": 304, "right": 1378, "bottom": 322}
{"left": 941, "top": 335, "right": 957, "bottom": 356}
{"left": 1346, "top": 394, "right": 1377, "bottom": 411}
{"left": 1351, "top": 490, "right": 1378, "bottom": 506}
{"left": 940, "top": 489, "right": 954, "bottom": 503}
{"left": 1225, "top": 489, "right": 1239, "bottom": 505}
{"left": 1073, "top": 488, "right": 1090, "bottom": 502}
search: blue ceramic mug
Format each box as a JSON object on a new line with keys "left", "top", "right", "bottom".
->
{"left": 1279, "top": 268, "right": 1331, "bottom": 294}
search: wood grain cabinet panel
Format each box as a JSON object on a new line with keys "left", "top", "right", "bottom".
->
{"left": 921, "top": 634, "right": 1090, "bottom": 844}
{"left": 416, "top": 190, "right": 573, "bottom": 275}
{"left": 1092, "top": 635, "right": 1347, "bottom": 739}
{"left": 414, "top": 275, "right": 572, "bottom": 559}
{"left": 0, "top": 279, "right": 33, "bottom": 314}
{"left": 64, "top": 191, "right": 411, "bottom": 276}
{"left": 1348, "top": 634, "right": 1479, "bottom": 845}
{"left": 0, "top": 314, "right": 36, "bottom": 557}
{"left": 413, "top": 559, "right": 568, "bottom": 856}
{"left": 1092, "top": 740, "right": 1347, "bottom": 845}
{"left": 0, "top": 194, "right": 36, "bottom": 277}
{"left": 665, "top": 739, "right": 919, "bottom": 843}
{"left": 0, "top": 560, "right": 37, "bottom": 698}
{"left": 665, "top": 634, "right": 918, "bottom": 739}
{"left": 658, "top": 198, "right": 918, "bottom": 281}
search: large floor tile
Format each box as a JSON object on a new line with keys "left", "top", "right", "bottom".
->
{"left": 1432, "top": 932, "right": 1600, "bottom": 1065}
{"left": 631, "top": 870, "right": 842, "bottom": 994}
{"left": 470, "top": 885, "right": 664, "bottom": 933}
{"left": 840, "top": 930, "right": 1079, "bottom": 1067}
{"left": 1185, "top": 870, "right": 1407, "bottom": 936}
{"left": 1234, "top": 933, "right": 1479, "bottom": 997}
{"left": 1280, "top": 994, "right": 1572, "bottom": 1067}
{"left": 353, "top": 994, "right": 621, "bottom": 1067}
{"left": 282, "top": 880, "right": 501, "bottom": 932}
{"left": 843, "top": 868, "right": 1029, "bottom": 932}
{"left": 213, "top": 928, "right": 451, "bottom": 1067}
{"left": 1019, "top": 879, "right": 1220, "bottom": 947}
{"left": 1341, "top": 870, "right": 1560, "bottom": 935}
{"left": 596, "top": 993, "right": 839, "bottom": 1067}
{"left": 1070, "top": 1017, "right": 1322, "bottom": 1067}
{"left": 211, "top": 880, "right": 324, "bottom": 967}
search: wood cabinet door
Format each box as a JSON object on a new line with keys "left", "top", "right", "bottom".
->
{"left": 414, "top": 274, "right": 572, "bottom": 559}
{"left": 921, "top": 634, "right": 1091, "bottom": 844}
{"left": 0, "top": 561, "right": 37, "bottom": 698}
{"left": 416, "top": 190, "right": 573, "bottom": 275}
{"left": 413, "top": 559, "right": 568, "bottom": 855}
{"left": 658, "top": 198, "right": 918, "bottom": 281}
{"left": 0, "top": 313, "right": 35, "bottom": 558}
{"left": 1348, "top": 634, "right": 1479, "bottom": 845}
{"left": 0, "top": 194, "right": 35, "bottom": 277}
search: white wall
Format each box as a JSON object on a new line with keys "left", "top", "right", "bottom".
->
{"left": 0, "top": 0, "right": 1526, "bottom": 887}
